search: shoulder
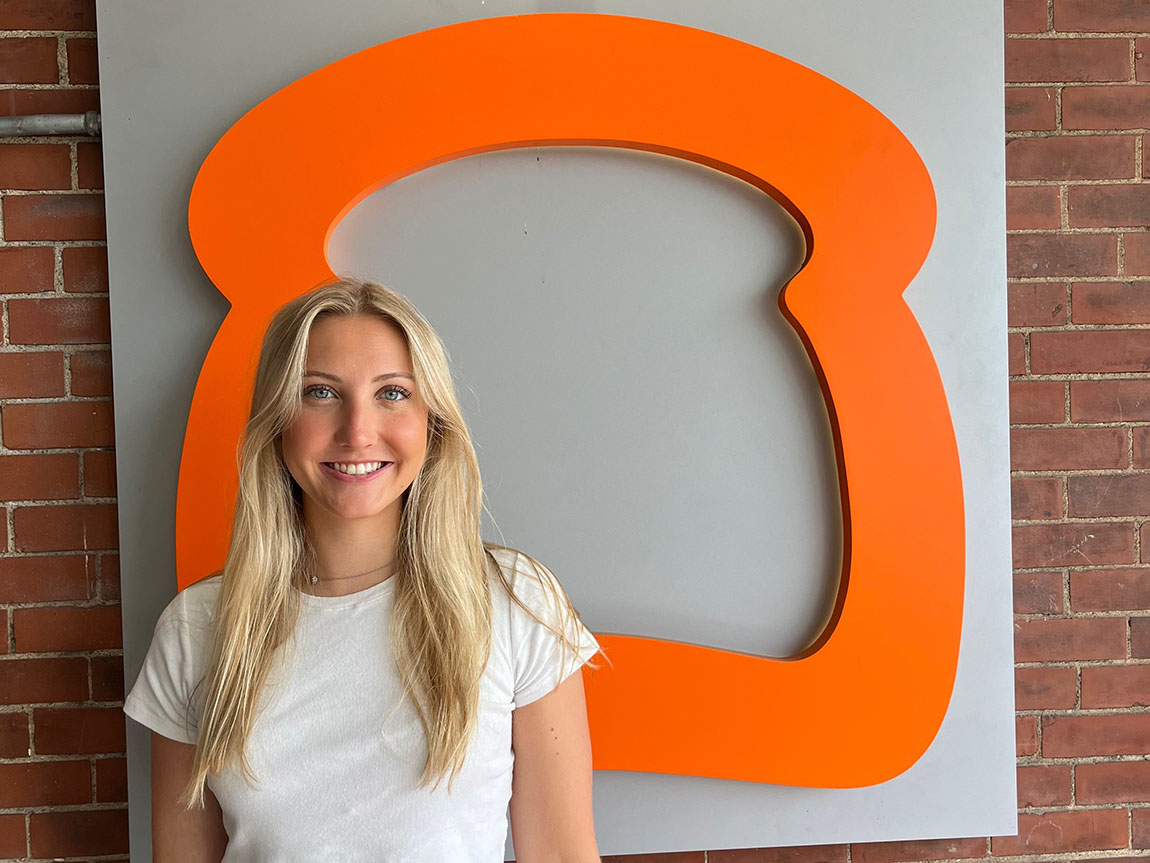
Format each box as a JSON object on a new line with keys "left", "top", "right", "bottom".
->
{"left": 153, "top": 574, "right": 222, "bottom": 637}
{"left": 485, "top": 545, "right": 569, "bottom": 607}
{"left": 484, "top": 544, "right": 585, "bottom": 643}
{"left": 483, "top": 545, "right": 599, "bottom": 707}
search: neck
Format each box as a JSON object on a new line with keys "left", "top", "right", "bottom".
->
{"left": 302, "top": 501, "right": 401, "bottom": 597}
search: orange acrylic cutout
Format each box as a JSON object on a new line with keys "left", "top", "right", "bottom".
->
{"left": 182, "top": 13, "right": 963, "bottom": 788}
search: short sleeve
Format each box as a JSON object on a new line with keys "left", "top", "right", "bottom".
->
{"left": 123, "top": 582, "right": 216, "bottom": 744}
{"left": 505, "top": 556, "right": 600, "bottom": 709}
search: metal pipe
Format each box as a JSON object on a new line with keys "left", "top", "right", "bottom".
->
{"left": 0, "top": 111, "right": 101, "bottom": 138}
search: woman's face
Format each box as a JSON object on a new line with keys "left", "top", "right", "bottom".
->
{"left": 281, "top": 314, "right": 429, "bottom": 531}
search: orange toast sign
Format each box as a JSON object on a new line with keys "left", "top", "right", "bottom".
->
{"left": 182, "top": 14, "right": 963, "bottom": 789}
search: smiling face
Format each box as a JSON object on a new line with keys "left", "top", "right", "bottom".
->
{"left": 280, "top": 313, "right": 429, "bottom": 534}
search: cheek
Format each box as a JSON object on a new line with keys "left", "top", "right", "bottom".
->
{"left": 280, "top": 415, "right": 323, "bottom": 467}
{"left": 394, "top": 413, "right": 430, "bottom": 458}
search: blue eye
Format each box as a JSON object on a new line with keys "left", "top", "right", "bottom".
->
{"left": 304, "top": 384, "right": 336, "bottom": 400}
{"left": 380, "top": 385, "right": 412, "bottom": 402}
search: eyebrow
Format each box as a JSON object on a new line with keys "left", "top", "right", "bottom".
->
{"left": 302, "top": 371, "right": 415, "bottom": 383}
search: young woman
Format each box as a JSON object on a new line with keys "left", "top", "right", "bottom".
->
{"left": 124, "top": 280, "right": 602, "bottom": 861}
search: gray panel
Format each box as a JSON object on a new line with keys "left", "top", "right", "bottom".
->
{"left": 95, "top": 0, "right": 1014, "bottom": 859}
{"left": 329, "top": 147, "right": 834, "bottom": 658}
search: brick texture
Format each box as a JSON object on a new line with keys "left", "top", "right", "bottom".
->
{"left": 12, "top": 502, "right": 118, "bottom": 551}
{"left": 1006, "top": 186, "right": 1060, "bottom": 231}
{"left": 1008, "top": 283, "right": 1066, "bottom": 327}
{"left": 0, "top": 711, "right": 30, "bottom": 757}
{"left": 0, "top": 453, "right": 80, "bottom": 500}
{"left": 1008, "top": 233, "right": 1117, "bottom": 277}
{"left": 0, "top": 351, "right": 65, "bottom": 397}
{"left": 1078, "top": 762, "right": 1150, "bottom": 804}
{"left": 1072, "top": 568, "right": 1150, "bottom": 611}
{"left": 1082, "top": 665, "right": 1150, "bottom": 708}
{"left": 0, "top": 143, "right": 72, "bottom": 190}
{"left": 1137, "top": 426, "right": 1150, "bottom": 469}
{"left": 1010, "top": 477, "right": 1062, "bottom": 520}
{"left": 1014, "top": 570, "right": 1065, "bottom": 614}
{"left": 65, "top": 37, "right": 97, "bottom": 85}
{"left": 1010, "top": 427, "right": 1127, "bottom": 470}
{"left": 991, "top": 809, "right": 1128, "bottom": 854}
{"left": 1005, "top": 0, "right": 1049, "bottom": 34}
{"left": 1013, "top": 521, "right": 1135, "bottom": 568}
{"left": 1071, "top": 379, "right": 1150, "bottom": 421}
{"left": 3, "top": 193, "right": 106, "bottom": 241}
{"left": 1030, "top": 329, "right": 1150, "bottom": 373}
{"left": 33, "top": 706, "right": 126, "bottom": 754}
{"left": 0, "top": 88, "right": 100, "bottom": 116}
{"left": 853, "top": 839, "right": 987, "bottom": 863}
{"left": 0, "top": 25, "right": 127, "bottom": 858}
{"left": 0, "top": 245, "right": 53, "bottom": 292}
{"left": 1014, "top": 617, "right": 1128, "bottom": 661}
{"left": 29, "top": 809, "right": 129, "bottom": 857}
{"left": 0, "top": 657, "right": 88, "bottom": 704}
{"left": 7, "top": 296, "right": 111, "bottom": 344}
{"left": 1137, "top": 808, "right": 1150, "bottom": 850}
{"left": 1005, "top": 88, "right": 1057, "bottom": 131}
{"left": 62, "top": 246, "right": 108, "bottom": 293}
{"left": 1006, "top": 38, "right": 1131, "bottom": 83}
{"left": 1068, "top": 472, "right": 1150, "bottom": 516}
{"left": 0, "top": 761, "right": 90, "bottom": 809}
{"left": 1, "top": 401, "right": 115, "bottom": 448}
{"left": 0, "top": 37, "right": 58, "bottom": 84}
{"left": 1071, "top": 282, "right": 1150, "bottom": 324}
{"left": 1134, "top": 617, "right": 1150, "bottom": 658}
{"left": 1054, "top": 0, "right": 1150, "bottom": 32}
{"left": 0, "top": 554, "right": 91, "bottom": 602}
{"left": 0, "top": 0, "right": 96, "bottom": 30}
{"left": 1042, "top": 714, "right": 1150, "bottom": 756}
{"left": 1062, "top": 86, "right": 1150, "bottom": 130}
{"left": 1009, "top": 380, "right": 1064, "bottom": 423}
{"left": 1006, "top": 135, "right": 1135, "bottom": 180}
{"left": 1069, "top": 185, "right": 1150, "bottom": 228}
{"left": 1130, "top": 233, "right": 1150, "bottom": 275}
{"left": 0, "top": 815, "right": 23, "bottom": 858}
{"left": 69, "top": 349, "right": 112, "bottom": 396}
{"left": 95, "top": 756, "right": 127, "bottom": 802}
{"left": 1015, "top": 666, "right": 1076, "bottom": 709}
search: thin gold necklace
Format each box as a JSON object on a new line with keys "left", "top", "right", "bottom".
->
{"left": 309, "top": 560, "right": 396, "bottom": 586}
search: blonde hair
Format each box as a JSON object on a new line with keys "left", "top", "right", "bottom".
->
{"left": 182, "top": 279, "right": 588, "bottom": 805}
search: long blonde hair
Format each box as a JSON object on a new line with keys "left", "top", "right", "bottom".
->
{"left": 182, "top": 279, "right": 587, "bottom": 804}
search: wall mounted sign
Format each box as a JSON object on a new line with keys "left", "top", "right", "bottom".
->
{"left": 182, "top": 13, "right": 961, "bottom": 791}
{"left": 99, "top": 1, "right": 1013, "bottom": 858}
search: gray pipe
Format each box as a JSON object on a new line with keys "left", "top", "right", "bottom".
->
{"left": 0, "top": 111, "right": 101, "bottom": 138}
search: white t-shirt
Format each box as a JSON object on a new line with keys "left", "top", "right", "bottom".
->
{"left": 123, "top": 547, "right": 599, "bottom": 862}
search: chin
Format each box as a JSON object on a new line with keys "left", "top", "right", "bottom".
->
{"left": 331, "top": 499, "right": 402, "bottom": 524}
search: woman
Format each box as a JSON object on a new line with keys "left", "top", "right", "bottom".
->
{"left": 124, "top": 280, "right": 602, "bottom": 861}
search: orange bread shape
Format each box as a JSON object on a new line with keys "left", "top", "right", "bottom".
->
{"left": 183, "top": 13, "right": 962, "bottom": 788}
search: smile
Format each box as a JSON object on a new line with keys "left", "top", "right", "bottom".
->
{"left": 322, "top": 461, "right": 390, "bottom": 476}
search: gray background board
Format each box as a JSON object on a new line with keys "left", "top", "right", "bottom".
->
{"left": 97, "top": 0, "right": 1014, "bottom": 858}
{"left": 330, "top": 148, "right": 835, "bottom": 657}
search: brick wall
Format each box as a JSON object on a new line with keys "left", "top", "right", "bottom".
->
{"left": 0, "top": 0, "right": 1147, "bottom": 860}
{"left": 0, "top": 0, "right": 126, "bottom": 860}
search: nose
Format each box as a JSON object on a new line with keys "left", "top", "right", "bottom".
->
{"left": 337, "top": 400, "right": 375, "bottom": 449}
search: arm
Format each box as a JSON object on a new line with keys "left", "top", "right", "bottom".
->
{"left": 509, "top": 670, "right": 600, "bottom": 863}
{"left": 151, "top": 732, "right": 229, "bottom": 863}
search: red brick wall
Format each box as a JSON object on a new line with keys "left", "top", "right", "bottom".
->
{"left": 1, "top": 0, "right": 1147, "bottom": 860}
{"left": 0, "top": 0, "right": 127, "bottom": 859}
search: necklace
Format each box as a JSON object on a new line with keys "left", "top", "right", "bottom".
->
{"left": 308, "top": 560, "right": 395, "bottom": 585}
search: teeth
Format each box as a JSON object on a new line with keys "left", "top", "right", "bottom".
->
{"left": 330, "top": 462, "right": 384, "bottom": 475}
